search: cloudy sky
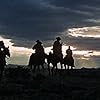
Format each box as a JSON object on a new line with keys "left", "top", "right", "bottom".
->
{"left": 0, "top": 0, "right": 100, "bottom": 40}
{"left": 0, "top": 0, "right": 100, "bottom": 66}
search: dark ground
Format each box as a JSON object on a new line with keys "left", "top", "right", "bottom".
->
{"left": 0, "top": 67, "right": 100, "bottom": 100}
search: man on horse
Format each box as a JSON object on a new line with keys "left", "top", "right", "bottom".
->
{"left": 0, "top": 41, "right": 6, "bottom": 66}
{"left": 64, "top": 46, "right": 75, "bottom": 69}
{"left": 0, "top": 41, "right": 10, "bottom": 65}
{"left": 29, "top": 40, "right": 45, "bottom": 71}
{"left": 32, "top": 40, "right": 45, "bottom": 57}
{"left": 0, "top": 48, "right": 6, "bottom": 67}
{"left": 66, "top": 46, "right": 72, "bottom": 57}
{"left": 53, "top": 37, "right": 63, "bottom": 59}
{"left": 0, "top": 41, "right": 10, "bottom": 80}
{"left": 52, "top": 37, "right": 63, "bottom": 69}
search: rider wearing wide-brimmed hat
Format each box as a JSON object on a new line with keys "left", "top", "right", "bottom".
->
{"left": 32, "top": 40, "right": 45, "bottom": 56}
{"left": 52, "top": 37, "right": 62, "bottom": 58}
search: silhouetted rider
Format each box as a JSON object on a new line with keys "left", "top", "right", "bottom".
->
{"left": 0, "top": 48, "right": 5, "bottom": 66}
{"left": 53, "top": 37, "right": 62, "bottom": 58}
{"left": 66, "top": 46, "right": 72, "bottom": 56}
{"left": 66, "top": 46, "right": 75, "bottom": 67}
{"left": 32, "top": 40, "right": 45, "bottom": 57}
{"left": 0, "top": 41, "right": 5, "bottom": 49}
{"left": 0, "top": 41, "right": 7, "bottom": 69}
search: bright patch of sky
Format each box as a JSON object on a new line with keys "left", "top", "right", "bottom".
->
{"left": 67, "top": 26, "right": 100, "bottom": 38}
{"left": 0, "top": 36, "right": 100, "bottom": 67}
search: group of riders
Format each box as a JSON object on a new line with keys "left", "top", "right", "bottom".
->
{"left": 32, "top": 37, "right": 73, "bottom": 60}
{"left": 30, "top": 37, "right": 74, "bottom": 71}
{"left": 0, "top": 37, "right": 74, "bottom": 76}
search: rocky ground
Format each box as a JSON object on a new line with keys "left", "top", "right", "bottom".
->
{"left": 0, "top": 67, "right": 100, "bottom": 100}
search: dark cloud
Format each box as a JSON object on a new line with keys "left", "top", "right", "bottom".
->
{"left": 0, "top": 0, "right": 100, "bottom": 42}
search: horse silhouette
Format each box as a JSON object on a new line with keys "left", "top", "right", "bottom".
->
{"left": 46, "top": 52, "right": 63, "bottom": 75}
{"left": 0, "top": 47, "right": 10, "bottom": 80}
{"left": 28, "top": 53, "right": 46, "bottom": 72}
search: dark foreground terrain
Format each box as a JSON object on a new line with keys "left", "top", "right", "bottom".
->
{"left": 0, "top": 67, "right": 100, "bottom": 100}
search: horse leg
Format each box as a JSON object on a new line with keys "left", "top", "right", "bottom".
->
{"left": 60, "top": 62, "right": 63, "bottom": 70}
{"left": 67, "top": 65, "right": 69, "bottom": 70}
{"left": 0, "top": 70, "right": 3, "bottom": 81}
{"left": 64, "top": 64, "right": 66, "bottom": 70}
{"left": 48, "top": 63, "right": 51, "bottom": 75}
{"left": 52, "top": 63, "right": 57, "bottom": 76}
{"left": 29, "top": 65, "right": 32, "bottom": 70}
{"left": 71, "top": 65, "right": 74, "bottom": 69}
{"left": 55, "top": 64, "right": 58, "bottom": 75}
{"left": 0, "top": 71, "right": 3, "bottom": 81}
{"left": 51, "top": 65, "right": 55, "bottom": 76}
{"left": 33, "top": 65, "right": 36, "bottom": 72}
{"left": 0, "top": 66, "right": 4, "bottom": 81}
{"left": 37, "top": 65, "right": 40, "bottom": 71}
{"left": 41, "top": 64, "right": 44, "bottom": 70}
{"left": 55, "top": 65, "right": 58, "bottom": 70}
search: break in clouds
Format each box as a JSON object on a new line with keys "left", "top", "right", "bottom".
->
{"left": 0, "top": 0, "right": 100, "bottom": 49}
{"left": 62, "top": 26, "right": 100, "bottom": 51}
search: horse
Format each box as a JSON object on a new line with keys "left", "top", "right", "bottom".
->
{"left": 63, "top": 55, "right": 75, "bottom": 70}
{"left": 28, "top": 53, "right": 46, "bottom": 72}
{"left": 0, "top": 47, "right": 10, "bottom": 81}
{"left": 46, "top": 52, "right": 63, "bottom": 75}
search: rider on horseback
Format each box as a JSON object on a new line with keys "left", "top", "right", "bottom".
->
{"left": 0, "top": 41, "right": 6, "bottom": 65}
{"left": 32, "top": 40, "right": 45, "bottom": 57}
{"left": 0, "top": 47, "right": 6, "bottom": 66}
{"left": 66, "top": 46, "right": 72, "bottom": 57}
{"left": 0, "top": 41, "right": 5, "bottom": 49}
{"left": 52, "top": 37, "right": 63, "bottom": 59}
{"left": 64, "top": 46, "right": 75, "bottom": 68}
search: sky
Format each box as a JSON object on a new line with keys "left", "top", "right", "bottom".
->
{"left": 0, "top": 0, "right": 100, "bottom": 44}
{"left": 0, "top": 0, "right": 100, "bottom": 67}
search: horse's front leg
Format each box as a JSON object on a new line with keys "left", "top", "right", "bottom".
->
{"left": 71, "top": 66, "right": 73, "bottom": 69}
{"left": 51, "top": 64, "right": 57, "bottom": 76}
{"left": 0, "top": 66, "right": 4, "bottom": 81}
{"left": 51, "top": 65, "right": 55, "bottom": 76}
{"left": 60, "top": 62, "right": 63, "bottom": 70}
{"left": 67, "top": 65, "right": 69, "bottom": 70}
{"left": 29, "top": 65, "right": 32, "bottom": 70}
{"left": 47, "top": 63, "right": 51, "bottom": 75}
{"left": 41, "top": 64, "right": 44, "bottom": 70}
{"left": 64, "top": 64, "right": 66, "bottom": 70}
{"left": 37, "top": 65, "right": 40, "bottom": 71}
{"left": 33, "top": 65, "right": 36, "bottom": 72}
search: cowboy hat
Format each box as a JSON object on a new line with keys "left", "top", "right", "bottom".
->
{"left": 56, "top": 37, "right": 61, "bottom": 40}
{"left": 36, "top": 40, "right": 42, "bottom": 44}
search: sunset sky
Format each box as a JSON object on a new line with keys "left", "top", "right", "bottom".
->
{"left": 0, "top": 0, "right": 100, "bottom": 67}
{"left": 0, "top": 0, "right": 100, "bottom": 42}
